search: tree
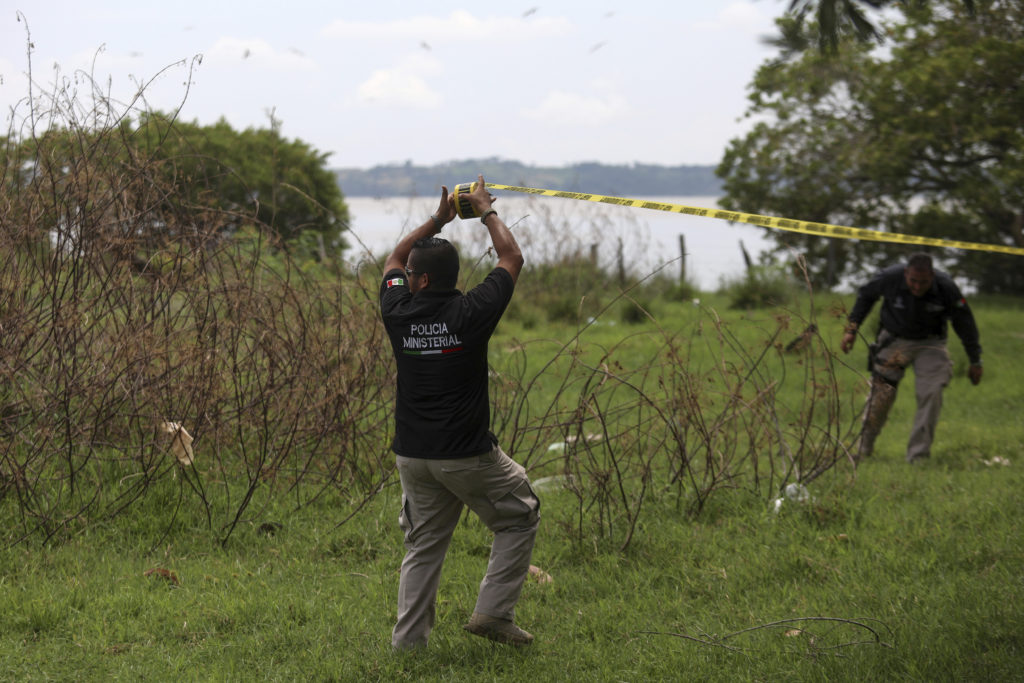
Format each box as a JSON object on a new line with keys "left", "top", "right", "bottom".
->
{"left": 719, "top": 0, "right": 1024, "bottom": 292}
{"left": 717, "top": 25, "right": 879, "bottom": 288}
{"left": 786, "top": 0, "right": 976, "bottom": 52}
{"left": 4, "top": 112, "right": 349, "bottom": 261}
{"left": 130, "top": 112, "right": 350, "bottom": 251}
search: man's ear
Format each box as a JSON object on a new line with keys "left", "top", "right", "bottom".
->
{"left": 420, "top": 272, "right": 430, "bottom": 289}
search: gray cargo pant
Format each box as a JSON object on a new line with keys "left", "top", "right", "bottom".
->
{"left": 391, "top": 447, "right": 540, "bottom": 649}
{"left": 872, "top": 331, "right": 953, "bottom": 461}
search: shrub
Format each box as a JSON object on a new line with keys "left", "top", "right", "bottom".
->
{"left": 721, "top": 264, "right": 799, "bottom": 309}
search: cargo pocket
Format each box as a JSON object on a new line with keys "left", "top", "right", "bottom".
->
{"left": 459, "top": 447, "right": 540, "bottom": 531}
{"left": 487, "top": 479, "right": 540, "bottom": 532}
{"left": 497, "top": 479, "right": 539, "bottom": 513}
{"left": 398, "top": 494, "right": 416, "bottom": 542}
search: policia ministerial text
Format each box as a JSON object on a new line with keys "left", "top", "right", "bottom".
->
{"left": 402, "top": 322, "right": 463, "bottom": 355}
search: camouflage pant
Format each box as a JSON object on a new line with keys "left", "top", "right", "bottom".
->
{"left": 861, "top": 331, "right": 953, "bottom": 462}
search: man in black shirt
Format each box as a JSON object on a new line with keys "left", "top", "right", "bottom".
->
{"left": 840, "top": 252, "right": 982, "bottom": 463}
{"left": 380, "top": 175, "right": 539, "bottom": 650}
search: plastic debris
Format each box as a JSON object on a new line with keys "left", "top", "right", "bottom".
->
{"left": 773, "top": 482, "right": 812, "bottom": 513}
{"left": 160, "top": 421, "right": 194, "bottom": 466}
{"left": 532, "top": 474, "right": 577, "bottom": 493}
{"left": 784, "top": 482, "right": 810, "bottom": 502}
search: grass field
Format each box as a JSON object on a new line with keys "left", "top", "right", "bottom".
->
{"left": 1, "top": 292, "right": 1022, "bottom": 681}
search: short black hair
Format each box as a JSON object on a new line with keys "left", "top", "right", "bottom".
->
{"left": 906, "top": 252, "right": 934, "bottom": 272}
{"left": 410, "top": 237, "right": 459, "bottom": 289}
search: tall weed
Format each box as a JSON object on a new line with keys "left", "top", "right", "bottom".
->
{"left": 2, "top": 53, "right": 857, "bottom": 552}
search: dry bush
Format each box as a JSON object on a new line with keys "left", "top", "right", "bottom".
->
{"left": 492, "top": 289, "right": 861, "bottom": 552}
{"left": 0, "top": 58, "right": 394, "bottom": 546}
{"left": 0, "top": 49, "right": 860, "bottom": 551}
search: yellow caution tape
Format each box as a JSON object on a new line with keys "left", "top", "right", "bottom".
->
{"left": 486, "top": 183, "right": 1024, "bottom": 257}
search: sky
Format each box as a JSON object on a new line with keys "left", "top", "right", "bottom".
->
{"left": 0, "top": 1, "right": 784, "bottom": 169}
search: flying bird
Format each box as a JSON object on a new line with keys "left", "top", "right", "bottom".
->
{"left": 523, "top": 7, "right": 538, "bottom": 17}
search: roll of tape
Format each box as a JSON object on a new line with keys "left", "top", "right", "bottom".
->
{"left": 452, "top": 182, "right": 481, "bottom": 219}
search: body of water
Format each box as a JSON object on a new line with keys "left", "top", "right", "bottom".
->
{"left": 343, "top": 194, "right": 775, "bottom": 292}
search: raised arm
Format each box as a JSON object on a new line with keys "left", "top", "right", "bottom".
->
{"left": 382, "top": 185, "right": 456, "bottom": 276}
{"left": 463, "top": 174, "right": 524, "bottom": 282}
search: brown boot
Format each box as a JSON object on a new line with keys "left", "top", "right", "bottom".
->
{"left": 856, "top": 429, "right": 877, "bottom": 462}
{"left": 856, "top": 376, "right": 896, "bottom": 461}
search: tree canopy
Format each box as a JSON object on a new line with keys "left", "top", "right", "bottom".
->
{"left": 3, "top": 113, "right": 349, "bottom": 259}
{"left": 129, "top": 113, "right": 349, "bottom": 249}
{"left": 718, "top": 0, "right": 1024, "bottom": 292}
{"left": 785, "top": 0, "right": 976, "bottom": 52}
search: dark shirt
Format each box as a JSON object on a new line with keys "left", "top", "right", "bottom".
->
{"left": 848, "top": 263, "right": 981, "bottom": 364}
{"left": 379, "top": 267, "right": 515, "bottom": 459}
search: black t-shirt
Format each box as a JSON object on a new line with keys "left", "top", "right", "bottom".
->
{"left": 379, "top": 267, "right": 515, "bottom": 458}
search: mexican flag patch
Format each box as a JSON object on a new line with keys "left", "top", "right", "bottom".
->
{"left": 386, "top": 277, "right": 405, "bottom": 288}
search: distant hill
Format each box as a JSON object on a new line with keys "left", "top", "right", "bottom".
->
{"left": 334, "top": 158, "right": 721, "bottom": 198}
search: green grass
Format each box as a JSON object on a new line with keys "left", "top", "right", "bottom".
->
{"left": 1, "top": 293, "right": 1022, "bottom": 681}
{"left": 2, "top": 457, "right": 1020, "bottom": 681}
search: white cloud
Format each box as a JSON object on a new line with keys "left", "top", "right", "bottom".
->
{"left": 322, "top": 10, "right": 572, "bottom": 42}
{"left": 207, "top": 37, "right": 316, "bottom": 71}
{"left": 696, "top": 1, "right": 774, "bottom": 34}
{"left": 520, "top": 89, "right": 630, "bottom": 126}
{"left": 354, "top": 54, "right": 442, "bottom": 108}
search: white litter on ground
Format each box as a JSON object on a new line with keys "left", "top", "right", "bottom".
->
{"left": 160, "top": 421, "right": 194, "bottom": 466}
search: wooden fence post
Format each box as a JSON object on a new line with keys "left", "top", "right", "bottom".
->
{"left": 678, "top": 234, "right": 686, "bottom": 283}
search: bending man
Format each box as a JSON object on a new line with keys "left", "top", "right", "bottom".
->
{"left": 840, "top": 252, "right": 982, "bottom": 463}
